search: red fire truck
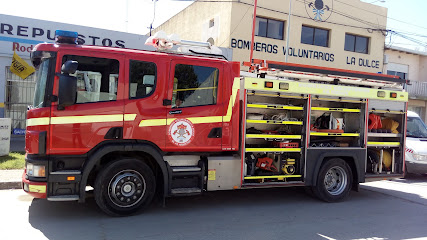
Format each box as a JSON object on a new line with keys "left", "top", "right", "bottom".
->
{"left": 23, "top": 30, "right": 409, "bottom": 216}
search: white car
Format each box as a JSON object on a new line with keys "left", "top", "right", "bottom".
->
{"left": 405, "top": 111, "right": 427, "bottom": 176}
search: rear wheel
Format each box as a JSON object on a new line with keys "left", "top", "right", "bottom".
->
{"left": 94, "top": 159, "right": 156, "bottom": 216}
{"left": 312, "top": 158, "right": 353, "bottom": 202}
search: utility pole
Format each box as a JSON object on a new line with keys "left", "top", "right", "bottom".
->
{"left": 285, "top": 0, "right": 292, "bottom": 62}
{"left": 249, "top": 0, "right": 258, "bottom": 63}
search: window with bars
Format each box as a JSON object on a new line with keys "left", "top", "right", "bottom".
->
{"left": 387, "top": 70, "right": 407, "bottom": 80}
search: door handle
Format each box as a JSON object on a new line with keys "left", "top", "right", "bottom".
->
{"left": 169, "top": 110, "right": 182, "bottom": 115}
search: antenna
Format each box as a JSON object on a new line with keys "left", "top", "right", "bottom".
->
{"left": 149, "top": 0, "right": 158, "bottom": 36}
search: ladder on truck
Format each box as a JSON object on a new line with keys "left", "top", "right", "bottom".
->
{"left": 242, "top": 59, "right": 408, "bottom": 90}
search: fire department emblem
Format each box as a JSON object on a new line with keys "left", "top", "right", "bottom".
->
{"left": 168, "top": 119, "right": 195, "bottom": 146}
{"left": 304, "top": 0, "right": 333, "bottom": 22}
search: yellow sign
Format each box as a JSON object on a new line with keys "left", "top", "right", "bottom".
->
{"left": 10, "top": 51, "right": 35, "bottom": 79}
{"left": 208, "top": 169, "right": 216, "bottom": 181}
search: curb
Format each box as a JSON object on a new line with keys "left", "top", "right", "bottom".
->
{"left": 0, "top": 181, "right": 21, "bottom": 190}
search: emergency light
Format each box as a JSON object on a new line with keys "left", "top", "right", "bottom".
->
{"left": 145, "top": 31, "right": 180, "bottom": 50}
{"left": 145, "top": 30, "right": 223, "bottom": 55}
{"left": 55, "top": 30, "right": 78, "bottom": 44}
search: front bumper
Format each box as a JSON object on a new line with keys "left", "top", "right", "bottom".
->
{"left": 406, "top": 161, "right": 427, "bottom": 174}
{"left": 22, "top": 170, "right": 47, "bottom": 199}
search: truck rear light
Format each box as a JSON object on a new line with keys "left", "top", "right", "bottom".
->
{"left": 265, "top": 81, "right": 273, "bottom": 88}
{"left": 377, "top": 91, "right": 386, "bottom": 98}
{"left": 279, "top": 82, "right": 289, "bottom": 90}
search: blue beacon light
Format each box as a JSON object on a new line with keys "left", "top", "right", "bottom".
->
{"left": 55, "top": 30, "right": 78, "bottom": 44}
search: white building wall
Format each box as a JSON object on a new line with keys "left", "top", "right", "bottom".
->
{"left": 385, "top": 48, "right": 427, "bottom": 121}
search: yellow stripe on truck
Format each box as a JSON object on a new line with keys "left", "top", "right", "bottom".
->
{"left": 27, "top": 117, "right": 50, "bottom": 127}
{"left": 139, "top": 119, "right": 168, "bottom": 127}
{"left": 51, "top": 114, "right": 124, "bottom": 124}
{"left": 27, "top": 114, "right": 137, "bottom": 127}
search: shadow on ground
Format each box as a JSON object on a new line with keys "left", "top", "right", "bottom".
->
{"left": 27, "top": 185, "right": 427, "bottom": 240}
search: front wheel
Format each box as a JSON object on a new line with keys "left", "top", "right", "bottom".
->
{"left": 94, "top": 159, "right": 156, "bottom": 216}
{"left": 312, "top": 158, "right": 353, "bottom": 202}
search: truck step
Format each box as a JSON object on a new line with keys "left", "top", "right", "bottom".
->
{"left": 47, "top": 195, "right": 79, "bottom": 201}
{"left": 172, "top": 166, "right": 201, "bottom": 172}
{"left": 171, "top": 188, "right": 202, "bottom": 195}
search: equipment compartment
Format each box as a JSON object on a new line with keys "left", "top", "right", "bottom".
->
{"left": 309, "top": 96, "right": 366, "bottom": 148}
{"left": 366, "top": 104, "right": 406, "bottom": 175}
{"left": 243, "top": 91, "right": 307, "bottom": 183}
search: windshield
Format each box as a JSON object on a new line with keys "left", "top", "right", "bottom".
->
{"left": 32, "top": 59, "right": 50, "bottom": 109}
{"left": 406, "top": 116, "right": 427, "bottom": 138}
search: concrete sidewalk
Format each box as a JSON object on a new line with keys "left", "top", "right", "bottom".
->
{"left": 0, "top": 169, "right": 23, "bottom": 190}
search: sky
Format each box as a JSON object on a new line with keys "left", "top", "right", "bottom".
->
{"left": 0, "top": 0, "right": 426, "bottom": 52}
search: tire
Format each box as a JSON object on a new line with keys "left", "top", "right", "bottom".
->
{"left": 402, "top": 165, "right": 409, "bottom": 179}
{"left": 312, "top": 158, "right": 353, "bottom": 202}
{"left": 94, "top": 159, "right": 156, "bottom": 216}
{"left": 304, "top": 186, "right": 315, "bottom": 198}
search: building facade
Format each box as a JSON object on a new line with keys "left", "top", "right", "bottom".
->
{"left": 385, "top": 46, "right": 427, "bottom": 121}
{"left": 155, "top": 0, "right": 388, "bottom": 73}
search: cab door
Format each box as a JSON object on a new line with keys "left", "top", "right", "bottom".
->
{"left": 123, "top": 55, "right": 169, "bottom": 149}
{"left": 165, "top": 59, "right": 224, "bottom": 152}
{"left": 49, "top": 51, "right": 125, "bottom": 155}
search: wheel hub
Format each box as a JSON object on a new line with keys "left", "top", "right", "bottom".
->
{"left": 323, "top": 166, "right": 347, "bottom": 196}
{"left": 108, "top": 171, "right": 146, "bottom": 208}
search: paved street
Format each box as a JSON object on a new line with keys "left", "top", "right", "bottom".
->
{"left": 1, "top": 176, "right": 426, "bottom": 240}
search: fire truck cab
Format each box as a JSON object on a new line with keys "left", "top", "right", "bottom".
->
{"left": 23, "top": 30, "right": 409, "bottom": 216}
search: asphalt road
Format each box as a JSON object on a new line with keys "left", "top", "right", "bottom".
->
{"left": 1, "top": 175, "right": 426, "bottom": 240}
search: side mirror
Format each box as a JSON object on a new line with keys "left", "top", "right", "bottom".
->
{"left": 62, "top": 60, "right": 78, "bottom": 74}
{"left": 58, "top": 60, "right": 78, "bottom": 110}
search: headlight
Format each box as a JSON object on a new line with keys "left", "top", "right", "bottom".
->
{"left": 26, "top": 163, "right": 46, "bottom": 177}
{"left": 414, "top": 154, "right": 427, "bottom": 161}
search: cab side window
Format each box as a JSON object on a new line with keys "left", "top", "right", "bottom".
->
{"left": 62, "top": 55, "right": 119, "bottom": 104}
{"left": 129, "top": 60, "right": 157, "bottom": 99}
{"left": 173, "top": 64, "right": 219, "bottom": 108}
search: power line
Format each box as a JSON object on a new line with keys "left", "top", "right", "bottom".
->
{"left": 293, "top": 0, "right": 386, "bottom": 30}
{"left": 218, "top": 0, "right": 253, "bottom": 47}
{"left": 334, "top": 0, "right": 427, "bottom": 31}
{"left": 186, "top": 0, "right": 388, "bottom": 31}
{"left": 174, "top": 0, "right": 427, "bottom": 48}
{"left": 241, "top": 0, "right": 380, "bottom": 31}
{"left": 387, "top": 30, "right": 427, "bottom": 48}
{"left": 183, "top": 0, "right": 427, "bottom": 32}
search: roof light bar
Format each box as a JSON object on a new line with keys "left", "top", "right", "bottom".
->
{"left": 55, "top": 30, "right": 78, "bottom": 45}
